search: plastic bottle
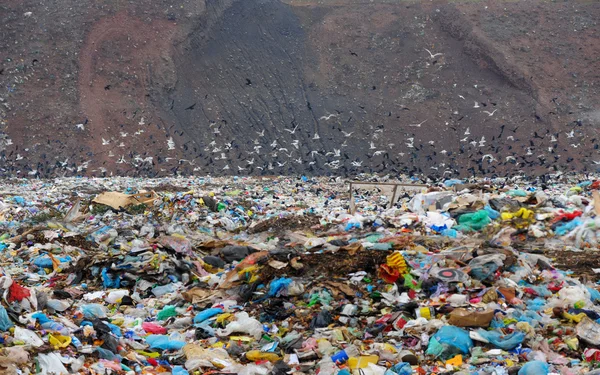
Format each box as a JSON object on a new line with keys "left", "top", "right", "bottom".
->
{"left": 40, "top": 321, "right": 69, "bottom": 336}
{"left": 245, "top": 350, "right": 281, "bottom": 362}
{"left": 331, "top": 345, "right": 360, "bottom": 364}
{"left": 71, "top": 335, "right": 83, "bottom": 350}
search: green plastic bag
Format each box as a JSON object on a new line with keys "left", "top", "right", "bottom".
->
{"left": 157, "top": 305, "right": 178, "bottom": 321}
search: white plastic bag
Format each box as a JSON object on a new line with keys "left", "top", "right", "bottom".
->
{"left": 216, "top": 312, "right": 263, "bottom": 339}
{"left": 14, "top": 327, "right": 44, "bottom": 347}
{"left": 37, "top": 352, "right": 69, "bottom": 375}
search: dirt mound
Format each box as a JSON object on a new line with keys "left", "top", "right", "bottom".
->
{"left": 248, "top": 214, "right": 321, "bottom": 234}
{"left": 1, "top": 0, "right": 599, "bottom": 177}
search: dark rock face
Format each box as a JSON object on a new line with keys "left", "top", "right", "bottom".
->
{"left": 163, "top": 0, "right": 325, "bottom": 175}
{"left": 1, "top": 0, "right": 599, "bottom": 177}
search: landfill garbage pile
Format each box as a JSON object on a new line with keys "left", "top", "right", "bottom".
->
{"left": 2, "top": 176, "right": 600, "bottom": 374}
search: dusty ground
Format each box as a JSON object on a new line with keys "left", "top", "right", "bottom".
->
{"left": 545, "top": 249, "right": 600, "bottom": 283}
{"left": 1, "top": 0, "right": 599, "bottom": 177}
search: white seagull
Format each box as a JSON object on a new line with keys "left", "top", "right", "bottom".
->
{"left": 424, "top": 48, "right": 443, "bottom": 58}
{"left": 409, "top": 119, "right": 427, "bottom": 127}
{"left": 284, "top": 125, "right": 299, "bottom": 134}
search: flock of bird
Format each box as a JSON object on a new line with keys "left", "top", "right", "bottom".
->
{"left": 1, "top": 48, "right": 596, "bottom": 177}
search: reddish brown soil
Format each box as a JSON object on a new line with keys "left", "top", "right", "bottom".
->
{"left": 0, "top": 0, "right": 598, "bottom": 177}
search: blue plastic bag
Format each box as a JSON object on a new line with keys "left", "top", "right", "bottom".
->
{"left": 269, "top": 277, "right": 292, "bottom": 297}
{"left": 193, "top": 308, "right": 223, "bottom": 324}
{"left": 145, "top": 334, "right": 186, "bottom": 350}
{"left": 444, "top": 179, "right": 463, "bottom": 187}
{"left": 427, "top": 326, "right": 473, "bottom": 358}
{"left": 384, "top": 362, "right": 412, "bottom": 375}
{"left": 526, "top": 297, "right": 546, "bottom": 311}
{"left": 32, "top": 312, "right": 52, "bottom": 324}
{"left": 172, "top": 366, "right": 190, "bottom": 375}
{"left": 81, "top": 304, "right": 107, "bottom": 319}
{"left": 96, "top": 347, "right": 121, "bottom": 361}
{"left": 102, "top": 268, "right": 120, "bottom": 289}
{"left": 518, "top": 361, "right": 549, "bottom": 375}
{"left": 441, "top": 228, "right": 458, "bottom": 238}
{"left": 588, "top": 287, "right": 600, "bottom": 302}
{"left": 555, "top": 218, "right": 583, "bottom": 236}
{"left": 0, "top": 306, "right": 13, "bottom": 331}
{"left": 105, "top": 322, "right": 123, "bottom": 337}
{"left": 484, "top": 205, "right": 500, "bottom": 220}
{"left": 476, "top": 329, "right": 525, "bottom": 350}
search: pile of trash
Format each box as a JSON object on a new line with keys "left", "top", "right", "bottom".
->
{"left": 1, "top": 175, "right": 600, "bottom": 374}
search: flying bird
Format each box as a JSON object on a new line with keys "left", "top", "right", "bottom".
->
{"left": 409, "top": 119, "right": 427, "bottom": 127}
{"left": 284, "top": 125, "right": 299, "bottom": 134}
{"left": 424, "top": 48, "right": 443, "bottom": 58}
{"left": 319, "top": 113, "right": 338, "bottom": 121}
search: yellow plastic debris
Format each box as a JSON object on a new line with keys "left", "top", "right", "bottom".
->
{"left": 348, "top": 355, "right": 379, "bottom": 369}
{"left": 445, "top": 354, "right": 463, "bottom": 366}
{"left": 48, "top": 334, "right": 71, "bottom": 349}
{"left": 386, "top": 251, "right": 408, "bottom": 274}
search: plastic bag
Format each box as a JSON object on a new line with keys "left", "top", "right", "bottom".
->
{"left": 172, "top": 366, "right": 190, "bottom": 375}
{"left": 158, "top": 235, "right": 192, "bottom": 254}
{"left": 7, "top": 281, "right": 31, "bottom": 302}
{"left": 473, "top": 329, "right": 525, "bottom": 350}
{"left": 142, "top": 322, "right": 167, "bottom": 335}
{"left": 194, "top": 308, "right": 223, "bottom": 324}
{"left": 469, "top": 254, "right": 506, "bottom": 280}
{"left": 14, "top": 327, "right": 44, "bottom": 347}
{"left": 48, "top": 334, "right": 72, "bottom": 349}
{"left": 157, "top": 305, "right": 178, "bottom": 321}
{"left": 576, "top": 317, "right": 600, "bottom": 345}
{"left": 37, "top": 352, "right": 69, "bottom": 375}
{"left": 0, "top": 306, "right": 14, "bottom": 331}
{"left": 426, "top": 326, "right": 472, "bottom": 359}
{"left": 105, "top": 289, "right": 129, "bottom": 304}
{"left": 80, "top": 304, "right": 107, "bottom": 319}
{"left": 454, "top": 210, "right": 491, "bottom": 232}
{"left": 183, "top": 345, "right": 232, "bottom": 370}
{"left": 217, "top": 312, "right": 264, "bottom": 339}
{"left": 145, "top": 334, "right": 186, "bottom": 350}
{"left": 269, "top": 277, "right": 292, "bottom": 297}
{"left": 384, "top": 362, "right": 413, "bottom": 375}
{"left": 518, "top": 361, "right": 549, "bottom": 375}
{"left": 101, "top": 268, "right": 120, "bottom": 289}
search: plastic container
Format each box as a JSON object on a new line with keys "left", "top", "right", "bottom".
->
{"left": 331, "top": 345, "right": 360, "bottom": 364}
